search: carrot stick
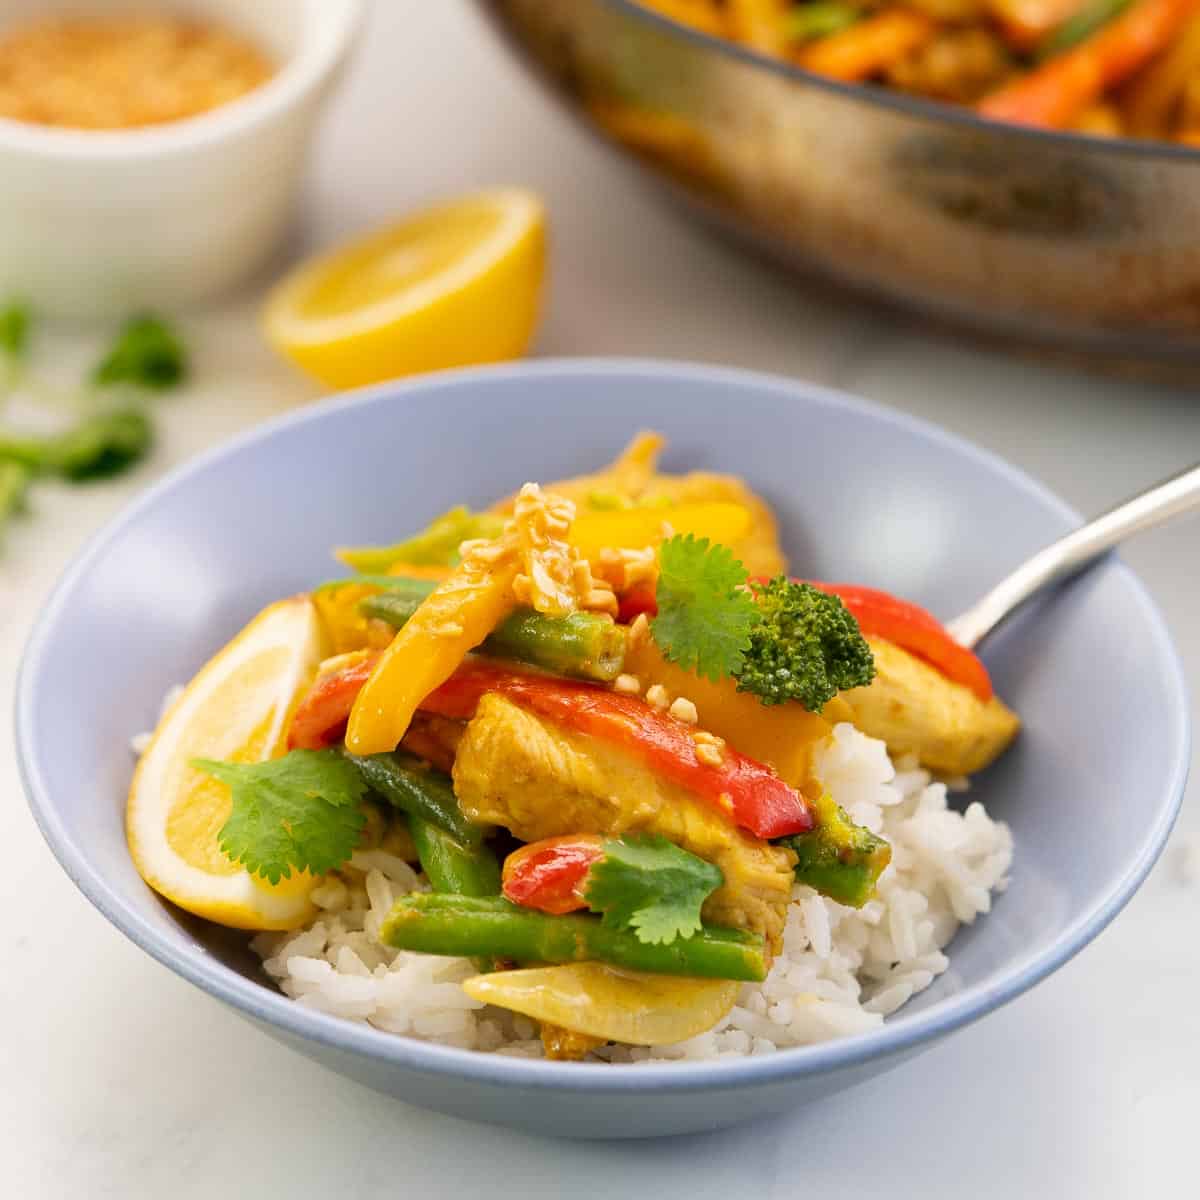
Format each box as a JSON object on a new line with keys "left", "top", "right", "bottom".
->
{"left": 978, "top": 0, "right": 1200, "bottom": 129}
{"left": 1122, "top": 12, "right": 1200, "bottom": 136}
{"left": 797, "top": 11, "right": 938, "bottom": 83}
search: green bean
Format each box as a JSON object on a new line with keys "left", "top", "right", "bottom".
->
{"left": 362, "top": 592, "right": 626, "bottom": 683}
{"left": 1037, "top": 0, "right": 1130, "bottom": 60}
{"left": 408, "top": 815, "right": 501, "bottom": 897}
{"left": 379, "top": 894, "right": 768, "bottom": 982}
{"left": 480, "top": 609, "right": 626, "bottom": 682}
{"left": 345, "top": 751, "right": 484, "bottom": 847}
{"left": 786, "top": 3, "right": 862, "bottom": 43}
{"left": 775, "top": 794, "right": 891, "bottom": 908}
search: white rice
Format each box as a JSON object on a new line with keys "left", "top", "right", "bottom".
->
{"left": 246, "top": 723, "right": 1013, "bottom": 1061}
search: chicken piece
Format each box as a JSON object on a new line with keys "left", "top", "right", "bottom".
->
{"left": 840, "top": 638, "right": 1020, "bottom": 776}
{"left": 452, "top": 694, "right": 796, "bottom": 953}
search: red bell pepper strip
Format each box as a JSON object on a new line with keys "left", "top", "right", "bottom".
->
{"left": 977, "top": 0, "right": 1200, "bottom": 129}
{"left": 288, "top": 654, "right": 380, "bottom": 750}
{"left": 501, "top": 835, "right": 604, "bottom": 914}
{"left": 422, "top": 662, "right": 814, "bottom": 839}
{"left": 807, "top": 582, "right": 993, "bottom": 702}
{"left": 616, "top": 578, "right": 658, "bottom": 625}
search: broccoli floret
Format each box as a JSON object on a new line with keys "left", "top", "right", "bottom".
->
{"left": 734, "top": 578, "right": 875, "bottom": 712}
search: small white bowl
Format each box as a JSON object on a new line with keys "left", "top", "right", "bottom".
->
{"left": 0, "top": 0, "right": 365, "bottom": 319}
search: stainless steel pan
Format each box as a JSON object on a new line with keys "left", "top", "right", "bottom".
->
{"left": 480, "top": 0, "right": 1200, "bottom": 359}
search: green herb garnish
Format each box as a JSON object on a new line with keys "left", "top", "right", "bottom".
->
{"left": 92, "top": 314, "right": 188, "bottom": 390}
{"left": 192, "top": 749, "right": 369, "bottom": 885}
{"left": 583, "top": 834, "right": 724, "bottom": 946}
{"left": 650, "top": 533, "right": 760, "bottom": 681}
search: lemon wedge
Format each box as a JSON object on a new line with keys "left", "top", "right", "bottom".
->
{"left": 127, "top": 596, "right": 326, "bottom": 930}
{"left": 263, "top": 188, "right": 547, "bottom": 388}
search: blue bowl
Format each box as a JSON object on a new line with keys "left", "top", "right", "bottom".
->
{"left": 17, "top": 361, "right": 1189, "bottom": 1139}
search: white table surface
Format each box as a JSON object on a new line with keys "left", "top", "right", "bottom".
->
{"left": 5, "top": 3, "right": 1199, "bottom": 1194}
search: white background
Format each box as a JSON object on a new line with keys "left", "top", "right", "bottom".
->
{"left": 4, "top": 3, "right": 1198, "bottom": 1194}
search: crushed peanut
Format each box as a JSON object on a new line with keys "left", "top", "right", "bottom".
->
{"left": 509, "top": 483, "right": 617, "bottom": 617}
{"left": 593, "top": 545, "right": 658, "bottom": 593}
{"left": 628, "top": 612, "right": 651, "bottom": 648}
{"left": 613, "top": 674, "right": 642, "bottom": 695}
{"left": 668, "top": 696, "right": 699, "bottom": 724}
{"left": 645, "top": 684, "right": 670, "bottom": 710}
{"left": 461, "top": 482, "right": 617, "bottom": 618}
{"left": 693, "top": 729, "right": 726, "bottom": 767}
{"left": 0, "top": 16, "right": 275, "bottom": 130}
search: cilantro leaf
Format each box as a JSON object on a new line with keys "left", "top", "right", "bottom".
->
{"left": 583, "top": 835, "right": 724, "bottom": 945}
{"left": 650, "top": 534, "right": 760, "bottom": 682}
{"left": 92, "top": 314, "right": 187, "bottom": 391}
{"left": 192, "top": 749, "right": 368, "bottom": 885}
{"left": 0, "top": 300, "right": 30, "bottom": 361}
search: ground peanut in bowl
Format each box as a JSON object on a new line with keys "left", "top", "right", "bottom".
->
{"left": 0, "top": 14, "right": 274, "bottom": 131}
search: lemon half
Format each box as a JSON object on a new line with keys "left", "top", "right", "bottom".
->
{"left": 263, "top": 188, "right": 547, "bottom": 388}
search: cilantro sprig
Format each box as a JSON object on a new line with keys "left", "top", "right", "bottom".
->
{"left": 650, "top": 534, "right": 759, "bottom": 682}
{"left": 583, "top": 835, "right": 724, "bottom": 946}
{"left": 92, "top": 314, "right": 188, "bottom": 391}
{"left": 192, "top": 749, "right": 368, "bottom": 885}
{"left": 648, "top": 534, "right": 875, "bottom": 712}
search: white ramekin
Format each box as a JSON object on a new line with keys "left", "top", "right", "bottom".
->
{"left": 0, "top": 0, "right": 364, "bottom": 319}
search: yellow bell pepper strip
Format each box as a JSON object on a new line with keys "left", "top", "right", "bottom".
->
{"left": 312, "top": 583, "right": 392, "bottom": 655}
{"left": 568, "top": 501, "right": 751, "bottom": 560}
{"left": 623, "top": 632, "right": 848, "bottom": 790}
{"left": 345, "top": 557, "right": 520, "bottom": 755}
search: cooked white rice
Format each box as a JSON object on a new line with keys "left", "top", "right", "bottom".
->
{"left": 246, "top": 723, "right": 1013, "bottom": 1062}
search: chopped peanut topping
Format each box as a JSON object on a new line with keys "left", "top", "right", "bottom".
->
{"left": 693, "top": 729, "right": 726, "bottom": 767}
{"left": 594, "top": 545, "right": 658, "bottom": 593}
{"left": 508, "top": 483, "right": 617, "bottom": 617}
{"left": 628, "top": 612, "right": 651, "bottom": 648}
{"left": 669, "top": 696, "right": 699, "bottom": 724}
{"left": 461, "top": 482, "right": 617, "bottom": 618}
{"left": 613, "top": 674, "right": 642, "bottom": 695}
{"left": 645, "top": 684, "right": 670, "bottom": 710}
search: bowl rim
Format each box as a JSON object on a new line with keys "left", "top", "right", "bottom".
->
{"left": 16, "top": 358, "right": 1191, "bottom": 1095}
{"left": 555, "top": 0, "right": 1200, "bottom": 165}
{"left": 0, "top": 0, "right": 366, "bottom": 160}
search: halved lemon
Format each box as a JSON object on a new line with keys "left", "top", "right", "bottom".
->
{"left": 127, "top": 596, "right": 326, "bottom": 930}
{"left": 263, "top": 188, "right": 547, "bottom": 388}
